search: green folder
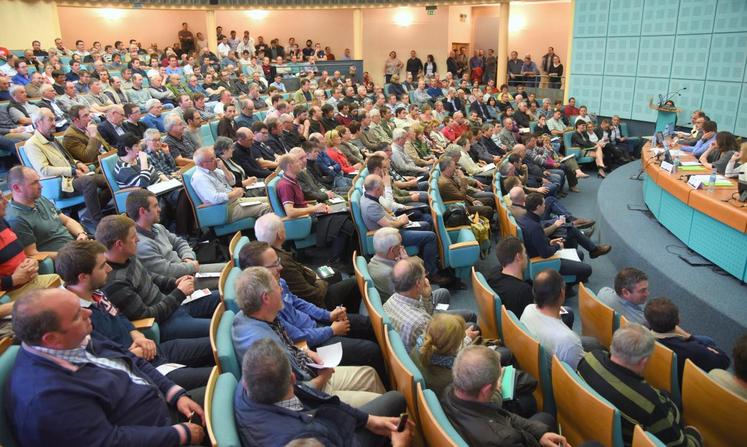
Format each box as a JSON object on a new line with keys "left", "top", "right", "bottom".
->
{"left": 501, "top": 365, "right": 516, "bottom": 401}
{"left": 678, "top": 165, "right": 707, "bottom": 171}
{"left": 702, "top": 180, "right": 733, "bottom": 187}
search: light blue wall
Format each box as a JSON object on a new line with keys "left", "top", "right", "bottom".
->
{"left": 568, "top": 0, "right": 747, "bottom": 135}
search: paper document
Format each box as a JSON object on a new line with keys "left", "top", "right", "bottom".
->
{"left": 435, "top": 303, "right": 450, "bottom": 311}
{"left": 195, "top": 272, "right": 221, "bottom": 279}
{"left": 328, "top": 196, "right": 345, "bottom": 204}
{"left": 307, "top": 342, "right": 343, "bottom": 369}
{"left": 155, "top": 363, "right": 186, "bottom": 376}
{"left": 690, "top": 175, "right": 732, "bottom": 187}
{"left": 557, "top": 248, "right": 581, "bottom": 262}
{"left": 245, "top": 181, "right": 266, "bottom": 190}
{"left": 239, "top": 200, "right": 263, "bottom": 207}
{"left": 559, "top": 154, "right": 576, "bottom": 163}
{"left": 480, "top": 163, "right": 496, "bottom": 172}
{"left": 680, "top": 161, "right": 700, "bottom": 166}
{"left": 182, "top": 288, "right": 212, "bottom": 305}
{"left": 147, "top": 178, "right": 182, "bottom": 195}
{"left": 403, "top": 222, "right": 422, "bottom": 229}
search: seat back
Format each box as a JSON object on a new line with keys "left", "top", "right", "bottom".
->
{"left": 0, "top": 342, "right": 19, "bottom": 447}
{"left": 208, "top": 120, "right": 219, "bottom": 140}
{"left": 265, "top": 171, "right": 285, "bottom": 216}
{"left": 205, "top": 367, "right": 241, "bottom": 447}
{"left": 562, "top": 130, "right": 574, "bottom": 150}
{"left": 500, "top": 306, "right": 552, "bottom": 412}
{"left": 619, "top": 318, "right": 680, "bottom": 402}
{"left": 98, "top": 152, "right": 130, "bottom": 213}
{"left": 352, "top": 251, "right": 371, "bottom": 297}
{"left": 210, "top": 301, "right": 240, "bottom": 378}
{"left": 471, "top": 267, "right": 502, "bottom": 340}
{"left": 180, "top": 166, "right": 205, "bottom": 225}
{"left": 363, "top": 287, "right": 393, "bottom": 386}
{"left": 349, "top": 189, "right": 373, "bottom": 255}
{"left": 632, "top": 425, "right": 666, "bottom": 447}
{"left": 384, "top": 327, "right": 424, "bottom": 421}
{"left": 416, "top": 383, "right": 469, "bottom": 447}
{"left": 552, "top": 355, "right": 624, "bottom": 447}
{"left": 199, "top": 122, "right": 215, "bottom": 146}
{"left": 579, "top": 282, "right": 616, "bottom": 348}
{"left": 682, "top": 359, "right": 747, "bottom": 446}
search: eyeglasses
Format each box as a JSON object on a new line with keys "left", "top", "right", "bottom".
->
{"left": 264, "top": 259, "right": 282, "bottom": 269}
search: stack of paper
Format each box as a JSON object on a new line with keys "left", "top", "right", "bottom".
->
{"left": 307, "top": 342, "right": 343, "bottom": 369}
{"left": 148, "top": 178, "right": 182, "bottom": 195}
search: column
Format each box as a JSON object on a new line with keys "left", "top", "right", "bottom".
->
{"left": 563, "top": 0, "right": 575, "bottom": 101}
{"left": 496, "top": 2, "right": 510, "bottom": 87}
{"left": 353, "top": 8, "right": 363, "bottom": 59}
{"left": 206, "top": 9, "right": 218, "bottom": 54}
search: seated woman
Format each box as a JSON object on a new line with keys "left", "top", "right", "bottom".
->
{"left": 538, "top": 133, "right": 588, "bottom": 181}
{"left": 700, "top": 131, "right": 738, "bottom": 175}
{"left": 725, "top": 141, "right": 747, "bottom": 180}
{"left": 486, "top": 96, "right": 501, "bottom": 122}
{"left": 570, "top": 121, "right": 607, "bottom": 178}
{"left": 213, "top": 136, "right": 260, "bottom": 191}
{"left": 325, "top": 129, "right": 362, "bottom": 175}
{"left": 337, "top": 124, "right": 365, "bottom": 165}
{"left": 114, "top": 132, "right": 163, "bottom": 189}
{"left": 216, "top": 104, "right": 238, "bottom": 140}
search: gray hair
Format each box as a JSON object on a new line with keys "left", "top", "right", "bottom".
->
{"left": 143, "top": 128, "right": 160, "bottom": 141}
{"left": 289, "top": 147, "right": 305, "bottom": 158}
{"left": 438, "top": 155, "right": 455, "bottom": 171}
{"left": 240, "top": 98, "right": 254, "bottom": 110}
{"left": 392, "top": 257, "right": 425, "bottom": 293}
{"left": 235, "top": 266, "right": 276, "bottom": 315}
{"left": 212, "top": 136, "right": 233, "bottom": 157}
{"left": 9, "top": 84, "right": 26, "bottom": 99}
{"left": 372, "top": 227, "right": 402, "bottom": 255}
{"left": 254, "top": 213, "right": 284, "bottom": 244}
{"left": 277, "top": 154, "right": 295, "bottom": 172}
{"left": 31, "top": 108, "right": 53, "bottom": 125}
{"left": 40, "top": 84, "right": 55, "bottom": 95}
{"left": 145, "top": 98, "right": 161, "bottom": 111}
{"left": 363, "top": 174, "right": 382, "bottom": 193}
{"left": 163, "top": 113, "right": 183, "bottom": 132}
{"left": 242, "top": 338, "right": 292, "bottom": 404}
{"left": 192, "top": 147, "right": 214, "bottom": 165}
{"left": 278, "top": 113, "right": 293, "bottom": 124}
{"left": 392, "top": 128, "right": 407, "bottom": 141}
{"left": 367, "top": 108, "right": 380, "bottom": 118}
{"left": 610, "top": 324, "right": 655, "bottom": 366}
{"left": 452, "top": 345, "right": 502, "bottom": 398}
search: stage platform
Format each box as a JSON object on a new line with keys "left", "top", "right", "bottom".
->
{"left": 596, "top": 162, "right": 746, "bottom": 353}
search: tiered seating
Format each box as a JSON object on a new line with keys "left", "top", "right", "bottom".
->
{"left": 204, "top": 366, "right": 241, "bottom": 447}
{"left": 266, "top": 171, "right": 316, "bottom": 249}
{"left": 470, "top": 267, "right": 502, "bottom": 340}
{"left": 15, "top": 142, "right": 86, "bottom": 211}
{"left": 209, "top": 302, "right": 240, "bottom": 379}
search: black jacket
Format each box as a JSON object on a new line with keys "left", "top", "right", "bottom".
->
{"left": 233, "top": 142, "right": 272, "bottom": 178}
{"left": 444, "top": 98, "right": 464, "bottom": 115}
{"left": 97, "top": 120, "right": 123, "bottom": 147}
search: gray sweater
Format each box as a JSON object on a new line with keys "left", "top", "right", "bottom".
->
{"left": 136, "top": 224, "right": 197, "bottom": 278}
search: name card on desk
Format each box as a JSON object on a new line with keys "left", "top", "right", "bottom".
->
{"left": 687, "top": 176, "right": 703, "bottom": 189}
{"left": 660, "top": 161, "right": 674, "bottom": 173}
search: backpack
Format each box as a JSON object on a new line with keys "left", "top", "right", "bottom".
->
{"left": 443, "top": 203, "right": 469, "bottom": 227}
{"left": 470, "top": 212, "right": 491, "bottom": 259}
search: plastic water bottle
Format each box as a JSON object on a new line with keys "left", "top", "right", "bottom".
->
{"left": 673, "top": 153, "right": 680, "bottom": 174}
{"left": 707, "top": 168, "right": 717, "bottom": 192}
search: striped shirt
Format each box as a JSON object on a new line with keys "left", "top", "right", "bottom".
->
{"left": 577, "top": 350, "right": 702, "bottom": 447}
{"left": 0, "top": 219, "right": 26, "bottom": 290}
{"left": 114, "top": 158, "right": 159, "bottom": 189}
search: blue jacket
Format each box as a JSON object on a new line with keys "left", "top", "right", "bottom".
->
{"left": 6, "top": 337, "right": 186, "bottom": 447}
{"left": 656, "top": 335, "right": 731, "bottom": 384}
{"left": 234, "top": 381, "right": 367, "bottom": 447}
{"left": 679, "top": 134, "right": 716, "bottom": 157}
{"left": 278, "top": 278, "right": 333, "bottom": 347}
{"left": 140, "top": 113, "right": 165, "bottom": 132}
{"left": 517, "top": 211, "right": 560, "bottom": 259}
{"left": 315, "top": 150, "right": 342, "bottom": 176}
{"left": 231, "top": 312, "right": 314, "bottom": 381}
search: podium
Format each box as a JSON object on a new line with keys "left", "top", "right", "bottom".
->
{"left": 649, "top": 103, "right": 681, "bottom": 132}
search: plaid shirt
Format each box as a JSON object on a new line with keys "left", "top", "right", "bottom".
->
{"left": 274, "top": 396, "right": 304, "bottom": 411}
{"left": 383, "top": 292, "right": 435, "bottom": 352}
{"left": 32, "top": 336, "right": 148, "bottom": 386}
{"left": 145, "top": 149, "right": 177, "bottom": 176}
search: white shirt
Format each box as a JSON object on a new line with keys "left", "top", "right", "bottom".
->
{"left": 217, "top": 42, "right": 231, "bottom": 58}
{"left": 520, "top": 304, "right": 584, "bottom": 368}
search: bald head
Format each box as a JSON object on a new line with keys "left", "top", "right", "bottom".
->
{"left": 509, "top": 186, "right": 525, "bottom": 205}
{"left": 391, "top": 257, "right": 425, "bottom": 293}
{"left": 13, "top": 288, "right": 89, "bottom": 348}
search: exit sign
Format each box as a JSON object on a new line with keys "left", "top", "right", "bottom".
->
{"left": 426, "top": 5, "right": 437, "bottom": 15}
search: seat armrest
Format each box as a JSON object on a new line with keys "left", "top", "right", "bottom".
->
{"left": 29, "top": 253, "right": 50, "bottom": 262}
{"left": 132, "top": 317, "right": 155, "bottom": 329}
{"left": 114, "top": 187, "right": 142, "bottom": 195}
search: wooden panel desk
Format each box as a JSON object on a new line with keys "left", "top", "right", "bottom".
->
{"left": 641, "top": 143, "right": 747, "bottom": 281}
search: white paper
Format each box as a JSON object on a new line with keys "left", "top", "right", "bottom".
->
{"left": 328, "top": 197, "right": 344, "bottom": 204}
{"left": 557, "top": 248, "right": 581, "bottom": 262}
{"left": 147, "top": 178, "right": 182, "bottom": 195}
{"left": 403, "top": 222, "right": 422, "bottom": 229}
{"left": 239, "top": 200, "right": 263, "bottom": 207}
{"left": 181, "top": 288, "right": 211, "bottom": 305}
{"left": 245, "top": 181, "right": 266, "bottom": 190}
{"left": 660, "top": 161, "right": 674, "bottom": 173}
{"left": 519, "top": 127, "right": 531, "bottom": 133}
{"left": 307, "top": 342, "right": 343, "bottom": 369}
{"left": 680, "top": 161, "right": 700, "bottom": 166}
{"left": 435, "top": 303, "right": 450, "bottom": 311}
{"left": 688, "top": 176, "right": 703, "bottom": 190}
{"left": 559, "top": 154, "right": 576, "bottom": 163}
{"left": 155, "top": 363, "right": 186, "bottom": 376}
{"left": 195, "top": 272, "right": 221, "bottom": 278}
{"left": 480, "top": 163, "right": 496, "bottom": 172}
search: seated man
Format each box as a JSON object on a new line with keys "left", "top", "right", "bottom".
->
{"left": 360, "top": 174, "right": 451, "bottom": 285}
{"left": 0, "top": 193, "right": 60, "bottom": 337}
{"left": 578, "top": 325, "right": 704, "bottom": 447}
{"left": 645, "top": 297, "right": 730, "bottom": 382}
{"left": 366, "top": 151, "right": 429, "bottom": 209}
{"left": 237, "top": 240, "right": 386, "bottom": 382}
{"left": 8, "top": 85, "right": 39, "bottom": 125}
{"left": 276, "top": 153, "right": 355, "bottom": 269}
{"left": 98, "top": 215, "right": 219, "bottom": 342}
{"left": 96, "top": 104, "right": 127, "bottom": 149}
{"left": 141, "top": 99, "right": 166, "bottom": 132}
{"left": 596, "top": 267, "right": 650, "bottom": 325}
{"left": 231, "top": 266, "right": 387, "bottom": 408}
{"left": 368, "top": 227, "right": 450, "bottom": 305}
{"left": 6, "top": 166, "right": 90, "bottom": 257}
{"left": 441, "top": 345, "right": 567, "bottom": 447}
{"left": 234, "top": 338, "right": 410, "bottom": 447}
{"left": 57, "top": 240, "right": 214, "bottom": 394}
{"left": 288, "top": 146, "right": 339, "bottom": 203}
{"left": 254, "top": 213, "right": 361, "bottom": 311}
{"left": 190, "top": 147, "right": 271, "bottom": 223}
{"left": 6, "top": 288, "right": 205, "bottom": 446}
{"left": 437, "top": 155, "right": 494, "bottom": 219}
{"left": 62, "top": 105, "right": 109, "bottom": 164}
{"left": 708, "top": 334, "right": 747, "bottom": 399}
{"left": 232, "top": 127, "right": 274, "bottom": 179}
{"left": 518, "top": 193, "right": 610, "bottom": 284}
{"left": 487, "top": 236, "right": 536, "bottom": 319}
{"left": 678, "top": 120, "right": 716, "bottom": 157}
{"left": 25, "top": 109, "right": 111, "bottom": 224}
{"left": 163, "top": 114, "right": 199, "bottom": 166}
{"left": 125, "top": 74, "right": 152, "bottom": 110}
{"left": 83, "top": 80, "right": 115, "bottom": 116}
{"left": 520, "top": 269, "right": 600, "bottom": 369}
{"left": 57, "top": 81, "right": 89, "bottom": 114}
{"left": 508, "top": 186, "right": 594, "bottom": 233}
{"left": 390, "top": 128, "right": 429, "bottom": 176}
{"left": 383, "top": 257, "right": 476, "bottom": 353}
{"left": 126, "top": 190, "right": 224, "bottom": 288}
